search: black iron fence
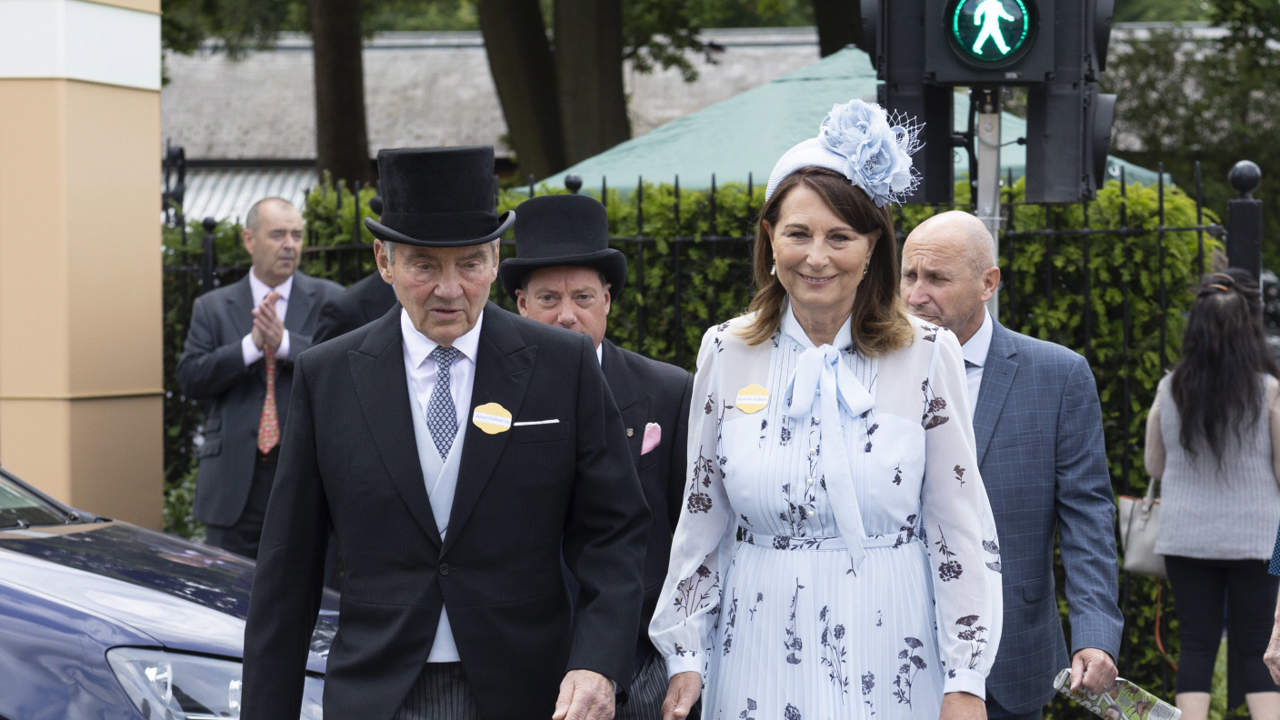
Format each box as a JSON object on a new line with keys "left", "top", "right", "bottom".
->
{"left": 164, "top": 155, "right": 1264, "bottom": 703}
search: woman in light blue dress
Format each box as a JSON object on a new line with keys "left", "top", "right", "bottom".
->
{"left": 651, "top": 100, "right": 1003, "bottom": 720}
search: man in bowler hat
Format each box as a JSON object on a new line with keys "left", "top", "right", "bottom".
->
{"left": 499, "top": 194, "right": 694, "bottom": 720}
{"left": 241, "top": 147, "right": 649, "bottom": 720}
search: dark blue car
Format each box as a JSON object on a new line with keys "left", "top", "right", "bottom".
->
{"left": 0, "top": 466, "right": 336, "bottom": 719}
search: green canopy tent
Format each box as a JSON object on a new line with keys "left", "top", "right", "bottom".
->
{"left": 541, "top": 47, "right": 1159, "bottom": 193}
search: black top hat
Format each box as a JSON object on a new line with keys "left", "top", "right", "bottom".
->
{"left": 364, "top": 146, "right": 514, "bottom": 247}
{"left": 498, "top": 194, "right": 627, "bottom": 300}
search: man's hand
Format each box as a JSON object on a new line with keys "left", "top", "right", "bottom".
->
{"left": 939, "top": 691, "right": 986, "bottom": 720}
{"left": 1071, "top": 647, "right": 1118, "bottom": 693}
{"left": 551, "top": 669, "right": 614, "bottom": 720}
{"left": 252, "top": 291, "right": 284, "bottom": 352}
{"left": 1265, "top": 618, "right": 1280, "bottom": 684}
{"left": 660, "top": 671, "right": 701, "bottom": 720}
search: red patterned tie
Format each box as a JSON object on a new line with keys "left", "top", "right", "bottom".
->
{"left": 257, "top": 349, "right": 280, "bottom": 454}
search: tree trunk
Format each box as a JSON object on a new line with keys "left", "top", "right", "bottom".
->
{"left": 477, "top": 0, "right": 567, "bottom": 181}
{"left": 554, "top": 0, "right": 631, "bottom": 165}
{"left": 812, "top": 0, "right": 858, "bottom": 58}
{"left": 310, "top": 0, "right": 372, "bottom": 187}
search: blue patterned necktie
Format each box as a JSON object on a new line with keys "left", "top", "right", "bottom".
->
{"left": 426, "top": 346, "right": 461, "bottom": 458}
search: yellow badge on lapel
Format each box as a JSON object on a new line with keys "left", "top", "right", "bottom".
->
{"left": 735, "top": 384, "right": 769, "bottom": 414}
{"left": 472, "top": 402, "right": 513, "bottom": 434}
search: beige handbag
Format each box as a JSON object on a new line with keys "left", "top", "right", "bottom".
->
{"left": 1118, "top": 478, "right": 1165, "bottom": 578}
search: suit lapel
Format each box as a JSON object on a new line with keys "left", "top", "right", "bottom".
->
{"left": 602, "top": 340, "right": 647, "bottom": 461}
{"left": 283, "top": 272, "right": 316, "bottom": 332}
{"left": 974, "top": 321, "right": 1018, "bottom": 466}
{"left": 225, "top": 275, "right": 255, "bottom": 337}
{"left": 349, "top": 309, "right": 442, "bottom": 547}
{"left": 444, "top": 305, "right": 536, "bottom": 554}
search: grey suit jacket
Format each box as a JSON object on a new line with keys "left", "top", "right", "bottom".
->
{"left": 976, "top": 321, "right": 1123, "bottom": 713}
{"left": 176, "top": 271, "right": 343, "bottom": 527}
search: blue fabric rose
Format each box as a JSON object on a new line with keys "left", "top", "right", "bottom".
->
{"left": 816, "top": 99, "right": 919, "bottom": 207}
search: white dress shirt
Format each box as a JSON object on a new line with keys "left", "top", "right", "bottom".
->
{"left": 961, "top": 308, "right": 994, "bottom": 419}
{"left": 241, "top": 271, "right": 294, "bottom": 365}
{"left": 400, "top": 308, "right": 483, "bottom": 663}
{"left": 400, "top": 308, "right": 481, "bottom": 443}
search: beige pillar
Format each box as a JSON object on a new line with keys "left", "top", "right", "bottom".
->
{"left": 0, "top": 0, "right": 163, "bottom": 528}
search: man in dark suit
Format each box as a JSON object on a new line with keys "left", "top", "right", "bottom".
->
{"left": 241, "top": 147, "right": 648, "bottom": 720}
{"left": 313, "top": 270, "right": 399, "bottom": 343}
{"left": 901, "top": 210, "right": 1124, "bottom": 719}
{"left": 497, "top": 194, "right": 694, "bottom": 720}
{"left": 176, "top": 197, "right": 342, "bottom": 558}
{"left": 314, "top": 197, "right": 401, "bottom": 345}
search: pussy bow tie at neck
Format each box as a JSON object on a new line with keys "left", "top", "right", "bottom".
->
{"left": 784, "top": 343, "right": 875, "bottom": 572}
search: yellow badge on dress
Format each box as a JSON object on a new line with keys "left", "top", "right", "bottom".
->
{"left": 471, "top": 402, "right": 513, "bottom": 434}
{"left": 735, "top": 384, "right": 769, "bottom": 414}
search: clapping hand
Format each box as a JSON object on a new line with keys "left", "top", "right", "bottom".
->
{"left": 251, "top": 290, "right": 284, "bottom": 352}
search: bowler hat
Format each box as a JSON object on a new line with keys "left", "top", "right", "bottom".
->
{"left": 498, "top": 194, "right": 627, "bottom": 300}
{"left": 364, "top": 146, "right": 514, "bottom": 247}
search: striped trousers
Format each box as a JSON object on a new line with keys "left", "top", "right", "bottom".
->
{"left": 392, "top": 663, "right": 480, "bottom": 720}
{"left": 616, "top": 651, "right": 701, "bottom": 720}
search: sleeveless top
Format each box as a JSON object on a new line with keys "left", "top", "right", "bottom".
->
{"left": 1154, "top": 372, "right": 1280, "bottom": 560}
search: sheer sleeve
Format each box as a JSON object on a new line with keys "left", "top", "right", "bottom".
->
{"left": 649, "top": 325, "right": 737, "bottom": 681}
{"left": 920, "top": 328, "right": 1004, "bottom": 697}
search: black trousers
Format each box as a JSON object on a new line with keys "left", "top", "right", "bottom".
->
{"left": 1165, "top": 555, "right": 1280, "bottom": 703}
{"left": 204, "top": 451, "right": 275, "bottom": 560}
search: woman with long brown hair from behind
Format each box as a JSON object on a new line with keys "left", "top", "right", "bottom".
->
{"left": 1144, "top": 270, "right": 1280, "bottom": 719}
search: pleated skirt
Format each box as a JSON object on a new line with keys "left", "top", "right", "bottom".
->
{"left": 704, "top": 536, "right": 945, "bottom": 720}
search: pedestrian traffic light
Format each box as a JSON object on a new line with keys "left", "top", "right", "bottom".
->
{"left": 924, "top": 0, "right": 1055, "bottom": 85}
{"left": 1025, "top": 84, "right": 1116, "bottom": 203}
{"left": 857, "top": 0, "right": 1117, "bottom": 203}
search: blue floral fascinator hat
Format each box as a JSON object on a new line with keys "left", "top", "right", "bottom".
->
{"left": 765, "top": 98, "right": 923, "bottom": 207}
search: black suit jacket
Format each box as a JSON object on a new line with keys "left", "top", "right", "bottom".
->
{"left": 241, "top": 303, "right": 649, "bottom": 720}
{"left": 313, "top": 270, "right": 399, "bottom": 344}
{"left": 175, "top": 271, "right": 343, "bottom": 526}
{"left": 600, "top": 340, "right": 692, "bottom": 670}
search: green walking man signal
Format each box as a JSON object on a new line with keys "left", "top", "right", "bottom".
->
{"left": 972, "top": 0, "right": 1014, "bottom": 55}
{"left": 948, "top": 0, "right": 1032, "bottom": 66}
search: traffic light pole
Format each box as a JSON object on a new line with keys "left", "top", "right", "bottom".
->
{"left": 974, "top": 87, "right": 1002, "bottom": 320}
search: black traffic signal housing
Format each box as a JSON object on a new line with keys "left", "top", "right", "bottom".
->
{"left": 858, "top": 0, "right": 957, "bottom": 205}
{"left": 857, "top": 0, "right": 1117, "bottom": 204}
{"left": 1023, "top": 0, "right": 1115, "bottom": 202}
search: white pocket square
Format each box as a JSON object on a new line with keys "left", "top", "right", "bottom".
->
{"left": 512, "top": 418, "right": 560, "bottom": 427}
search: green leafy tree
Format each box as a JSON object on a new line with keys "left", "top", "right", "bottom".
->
{"left": 1114, "top": 0, "right": 1208, "bottom": 23}
{"left": 163, "top": 0, "right": 372, "bottom": 186}
{"left": 1103, "top": 1, "right": 1280, "bottom": 266}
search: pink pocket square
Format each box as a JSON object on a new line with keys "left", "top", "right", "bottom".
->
{"left": 640, "top": 422, "right": 662, "bottom": 455}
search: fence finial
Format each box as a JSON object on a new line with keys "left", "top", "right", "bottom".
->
{"left": 1230, "top": 160, "right": 1261, "bottom": 199}
{"left": 565, "top": 174, "right": 583, "bottom": 194}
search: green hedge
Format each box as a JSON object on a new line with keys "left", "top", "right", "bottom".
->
{"left": 162, "top": 175, "right": 1219, "bottom": 706}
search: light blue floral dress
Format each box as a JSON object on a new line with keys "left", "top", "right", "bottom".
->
{"left": 650, "top": 305, "right": 1003, "bottom": 719}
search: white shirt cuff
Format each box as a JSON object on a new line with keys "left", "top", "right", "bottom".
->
{"left": 942, "top": 667, "right": 988, "bottom": 700}
{"left": 276, "top": 330, "right": 291, "bottom": 360}
{"left": 241, "top": 333, "right": 263, "bottom": 366}
{"left": 664, "top": 653, "right": 703, "bottom": 681}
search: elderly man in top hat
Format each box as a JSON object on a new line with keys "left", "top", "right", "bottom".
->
{"left": 241, "top": 147, "right": 649, "bottom": 720}
{"left": 499, "top": 194, "right": 694, "bottom": 720}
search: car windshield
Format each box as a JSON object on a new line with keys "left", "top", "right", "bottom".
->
{"left": 0, "top": 472, "right": 71, "bottom": 528}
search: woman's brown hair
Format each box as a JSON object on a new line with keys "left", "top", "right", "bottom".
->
{"left": 738, "top": 166, "right": 913, "bottom": 354}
